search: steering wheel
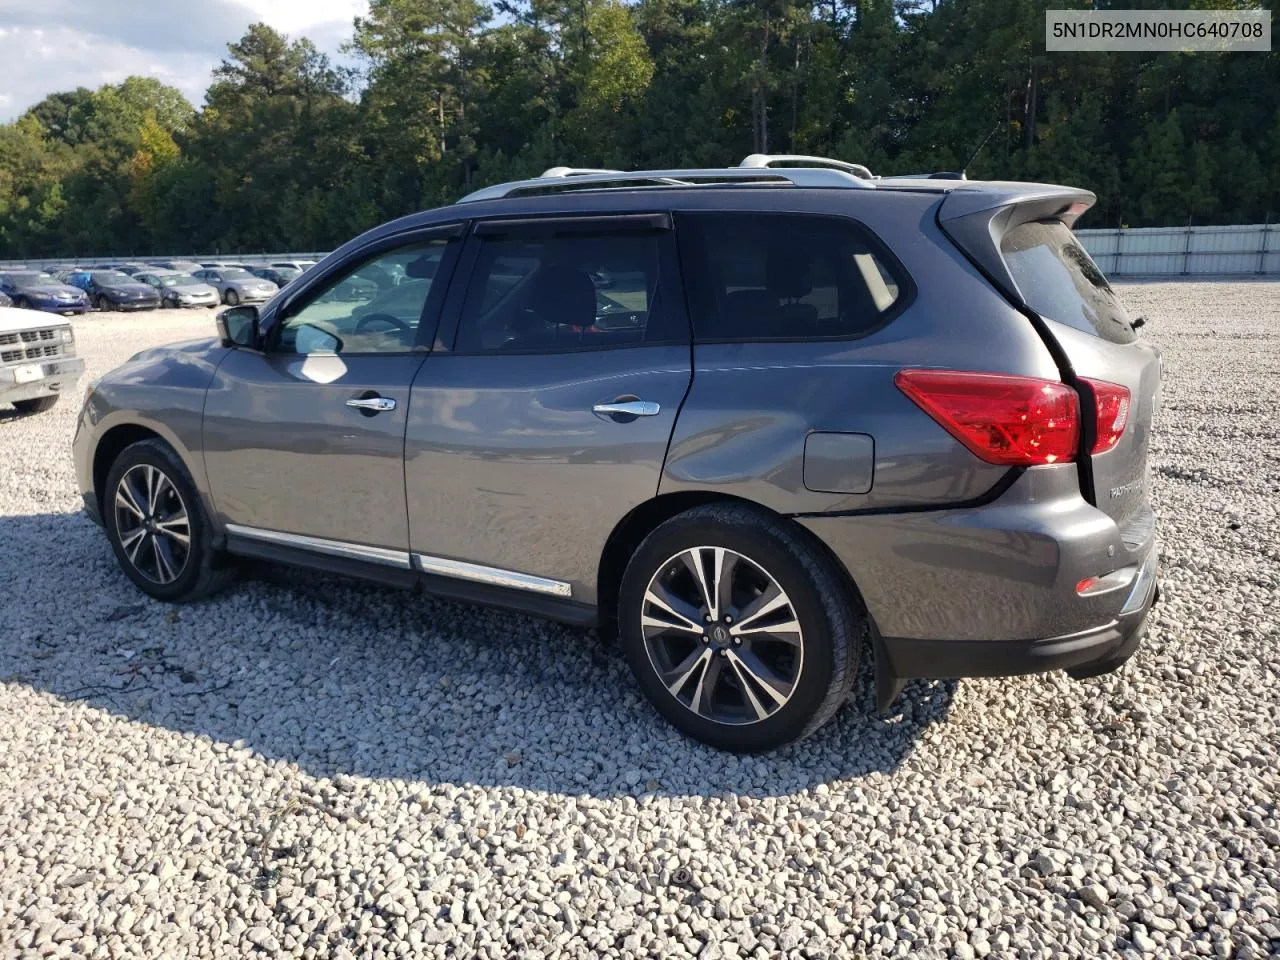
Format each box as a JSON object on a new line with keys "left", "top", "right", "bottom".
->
{"left": 352, "top": 312, "right": 412, "bottom": 336}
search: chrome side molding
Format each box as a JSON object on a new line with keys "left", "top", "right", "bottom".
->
{"left": 413, "top": 554, "right": 573, "bottom": 598}
{"left": 223, "top": 522, "right": 573, "bottom": 599}
{"left": 224, "top": 523, "right": 413, "bottom": 569}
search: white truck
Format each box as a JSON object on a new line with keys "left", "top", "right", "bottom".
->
{"left": 0, "top": 306, "right": 85, "bottom": 415}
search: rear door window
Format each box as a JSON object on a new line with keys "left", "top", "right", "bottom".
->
{"left": 1000, "top": 220, "right": 1136, "bottom": 344}
{"left": 677, "top": 213, "right": 908, "bottom": 342}
{"left": 455, "top": 228, "right": 677, "bottom": 353}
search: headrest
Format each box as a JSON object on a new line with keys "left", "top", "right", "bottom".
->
{"left": 528, "top": 266, "right": 597, "bottom": 327}
{"left": 766, "top": 247, "right": 812, "bottom": 300}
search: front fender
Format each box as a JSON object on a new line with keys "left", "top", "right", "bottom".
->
{"left": 75, "top": 341, "right": 230, "bottom": 531}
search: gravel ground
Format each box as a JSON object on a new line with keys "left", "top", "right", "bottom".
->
{"left": 2, "top": 286, "right": 1278, "bottom": 960}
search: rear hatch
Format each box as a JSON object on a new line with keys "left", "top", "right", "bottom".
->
{"left": 938, "top": 187, "right": 1161, "bottom": 551}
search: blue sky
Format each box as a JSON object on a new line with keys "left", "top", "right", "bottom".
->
{"left": 0, "top": 0, "right": 364, "bottom": 121}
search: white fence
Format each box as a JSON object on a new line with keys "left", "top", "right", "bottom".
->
{"left": 1077, "top": 223, "right": 1278, "bottom": 277}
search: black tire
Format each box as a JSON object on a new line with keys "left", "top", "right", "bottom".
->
{"left": 12, "top": 395, "right": 59, "bottom": 414}
{"left": 224, "top": 289, "right": 239, "bottom": 306}
{"left": 96, "top": 295, "right": 111, "bottom": 312}
{"left": 163, "top": 295, "right": 178, "bottom": 309}
{"left": 103, "top": 439, "right": 237, "bottom": 603}
{"left": 618, "top": 503, "right": 862, "bottom": 752}
{"left": 13, "top": 297, "right": 29, "bottom": 309}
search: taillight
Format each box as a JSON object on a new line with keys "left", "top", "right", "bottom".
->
{"left": 1081, "top": 378, "right": 1130, "bottom": 454}
{"left": 894, "top": 369, "right": 1080, "bottom": 466}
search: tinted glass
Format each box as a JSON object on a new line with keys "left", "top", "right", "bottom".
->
{"left": 275, "top": 240, "right": 449, "bottom": 355}
{"left": 220, "top": 268, "right": 253, "bottom": 280}
{"left": 680, "top": 213, "right": 904, "bottom": 342}
{"left": 92, "top": 271, "right": 132, "bottom": 284}
{"left": 1000, "top": 220, "right": 1136, "bottom": 344}
{"left": 456, "top": 232, "right": 665, "bottom": 353}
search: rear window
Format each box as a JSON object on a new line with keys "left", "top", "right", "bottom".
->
{"left": 679, "top": 213, "right": 907, "bottom": 342}
{"left": 1001, "top": 221, "right": 1136, "bottom": 344}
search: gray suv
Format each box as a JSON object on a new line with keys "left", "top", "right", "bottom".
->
{"left": 73, "top": 157, "right": 1160, "bottom": 751}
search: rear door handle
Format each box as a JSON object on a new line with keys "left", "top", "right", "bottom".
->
{"left": 592, "top": 400, "right": 661, "bottom": 419}
{"left": 346, "top": 396, "right": 396, "bottom": 413}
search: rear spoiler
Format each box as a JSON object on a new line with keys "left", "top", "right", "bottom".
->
{"left": 937, "top": 184, "right": 1096, "bottom": 305}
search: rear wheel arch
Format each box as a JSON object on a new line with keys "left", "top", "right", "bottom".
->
{"left": 615, "top": 498, "right": 868, "bottom": 750}
{"left": 596, "top": 492, "right": 870, "bottom": 641}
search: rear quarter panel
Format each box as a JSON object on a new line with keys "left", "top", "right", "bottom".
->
{"left": 660, "top": 190, "right": 1062, "bottom": 514}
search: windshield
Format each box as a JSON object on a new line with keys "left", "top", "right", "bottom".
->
{"left": 92, "top": 271, "right": 133, "bottom": 284}
{"left": 221, "top": 269, "right": 253, "bottom": 280}
{"left": 165, "top": 275, "right": 202, "bottom": 286}
{"left": 9, "top": 272, "right": 55, "bottom": 285}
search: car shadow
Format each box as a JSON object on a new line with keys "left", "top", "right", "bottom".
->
{"left": 0, "top": 510, "right": 956, "bottom": 798}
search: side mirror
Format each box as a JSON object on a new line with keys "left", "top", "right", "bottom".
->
{"left": 217, "top": 305, "right": 260, "bottom": 349}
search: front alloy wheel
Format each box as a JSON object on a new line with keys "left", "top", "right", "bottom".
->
{"left": 225, "top": 289, "right": 239, "bottom": 306}
{"left": 642, "top": 547, "right": 803, "bottom": 725}
{"left": 103, "top": 439, "right": 238, "bottom": 602}
{"left": 113, "top": 463, "right": 191, "bottom": 584}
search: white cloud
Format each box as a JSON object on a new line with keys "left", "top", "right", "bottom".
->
{"left": 236, "top": 0, "right": 364, "bottom": 33}
{"left": 0, "top": 0, "right": 358, "bottom": 121}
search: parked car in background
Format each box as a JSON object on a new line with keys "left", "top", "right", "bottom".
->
{"left": 191, "top": 267, "right": 277, "bottom": 305}
{"left": 154, "top": 260, "right": 204, "bottom": 273}
{"left": 111, "top": 263, "right": 151, "bottom": 276}
{"left": 1, "top": 304, "right": 84, "bottom": 414}
{"left": 135, "top": 271, "right": 220, "bottom": 309}
{"left": 270, "top": 260, "right": 318, "bottom": 274}
{"left": 68, "top": 270, "right": 161, "bottom": 312}
{"left": 0, "top": 271, "right": 90, "bottom": 315}
{"left": 73, "top": 157, "right": 1161, "bottom": 751}
{"left": 250, "top": 266, "right": 302, "bottom": 288}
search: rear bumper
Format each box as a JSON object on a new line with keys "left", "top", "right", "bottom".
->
{"left": 796, "top": 464, "right": 1161, "bottom": 709}
{"left": 798, "top": 465, "right": 1157, "bottom": 643}
{"left": 879, "top": 558, "right": 1156, "bottom": 674}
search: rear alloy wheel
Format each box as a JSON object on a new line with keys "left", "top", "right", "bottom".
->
{"left": 642, "top": 547, "right": 804, "bottom": 726}
{"left": 104, "top": 439, "right": 237, "bottom": 602}
{"left": 619, "top": 503, "right": 862, "bottom": 752}
{"left": 225, "top": 289, "right": 239, "bottom": 306}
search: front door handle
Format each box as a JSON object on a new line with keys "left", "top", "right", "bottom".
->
{"left": 592, "top": 399, "right": 661, "bottom": 420}
{"left": 346, "top": 395, "right": 396, "bottom": 413}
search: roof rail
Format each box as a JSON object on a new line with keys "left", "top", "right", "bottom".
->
{"left": 540, "top": 166, "right": 624, "bottom": 178}
{"left": 739, "top": 153, "right": 874, "bottom": 181}
{"left": 881, "top": 171, "right": 967, "bottom": 181}
{"left": 457, "top": 165, "right": 875, "bottom": 203}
